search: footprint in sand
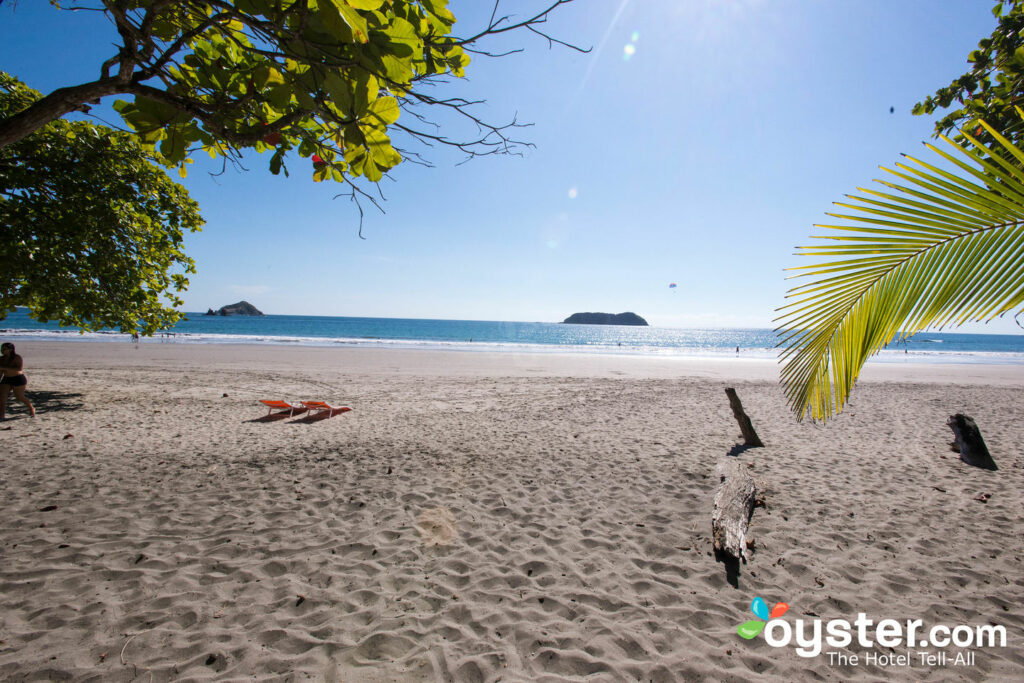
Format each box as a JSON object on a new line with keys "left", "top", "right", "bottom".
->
{"left": 416, "top": 507, "right": 457, "bottom": 546}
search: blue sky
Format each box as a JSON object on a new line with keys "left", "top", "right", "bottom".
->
{"left": 2, "top": 0, "right": 1020, "bottom": 332}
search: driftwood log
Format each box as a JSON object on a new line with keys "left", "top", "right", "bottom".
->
{"left": 947, "top": 414, "right": 997, "bottom": 470}
{"left": 712, "top": 459, "right": 757, "bottom": 561}
{"left": 725, "top": 388, "right": 763, "bottom": 448}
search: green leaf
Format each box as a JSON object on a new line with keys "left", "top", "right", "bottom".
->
{"left": 269, "top": 148, "right": 285, "bottom": 175}
{"left": 367, "top": 95, "right": 400, "bottom": 125}
{"left": 382, "top": 16, "right": 422, "bottom": 58}
{"left": 134, "top": 96, "right": 187, "bottom": 125}
{"left": 319, "top": 0, "right": 370, "bottom": 43}
{"left": 737, "top": 621, "right": 765, "bottom": 640}
{"left": 778, "top": 116, "right": 1024, "bottom": 420}
{"left": 365, "top": 127, "right": 401, "bottom": 168}
{"left": 363, "top": 156, "right": 383, "bottom": 182}
{"left": 317, "top": 0, "right": 355, "bottom": 42}
{"left": 421, "top": 0, "right": 456, "bottom": 26}
{"left": 158, "top": 127, "right": 189, "bottom": 163}
{"left": 353, "top": 71, "right": 379, "bottom": 115}
{"left": 346, "top": 0, "right": 383, "bottom": 9}
{"left": 324, "top": 72, "right": 355, "bottom": 117}
{"left": 235, "top": 0, "right": 264, "bottom": 12}
{"left": 267, "top": 82, "right": 294, "bottom": 109}
{"left": 312, "top": 162, "right": 332, "bottom": 182}
{"left": 379, "top": 52, "right": 414, "bottom": 85}
{"left": 445, "top": 45, "right": 470, "bottom": 77}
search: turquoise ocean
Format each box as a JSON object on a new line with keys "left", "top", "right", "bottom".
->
{"left": 2, "top": 309, "right": 1024, "bottom": 366}
{"left": 1, "top": 308, "right": 1023, "bottom": 364}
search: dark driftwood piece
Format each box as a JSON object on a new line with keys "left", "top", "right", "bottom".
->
{"left": 712, "top": 459, "right": 757, "bottom": 562}
{"left": 947, "top": 414, "right": 997, "bottom": 470}
{"left": 725, "top": 388, "right": 764, "bottom": 448}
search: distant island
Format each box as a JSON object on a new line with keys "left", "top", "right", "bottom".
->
{"left": 562, "top": 312, "right": 648, "bottom": 326}
{"left": 205, "top": 301, "right": 264, "bottom": 316}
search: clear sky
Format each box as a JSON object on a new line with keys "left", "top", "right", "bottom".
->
{"left": 2, "top": 0, "right": 1021, "bottom": 332}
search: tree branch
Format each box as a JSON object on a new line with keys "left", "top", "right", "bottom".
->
{"left": 457, "top": 0, "right": 589, "bottom": 54}
{"left": 0, "top": 79, "right": 127, "bottom": 149}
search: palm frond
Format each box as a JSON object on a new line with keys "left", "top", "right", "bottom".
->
{"left": 777, "top": 119, "right": 1024, "bottom": 420}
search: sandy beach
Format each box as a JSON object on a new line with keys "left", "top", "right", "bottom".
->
{"left": 0, "top": 341, "right": 1022, "bottom": 681}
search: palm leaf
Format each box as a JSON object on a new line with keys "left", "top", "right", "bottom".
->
{"left": 777, "top": 119, "right": 1024, "bottom": 420}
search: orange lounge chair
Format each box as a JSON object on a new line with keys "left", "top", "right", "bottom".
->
{"left": 260, "top": 400, "right": 308, "bottom": 417}
{"left": 300, "top": 401, "right": 352, "bottom": 417}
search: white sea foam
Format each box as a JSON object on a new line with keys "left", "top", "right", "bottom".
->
{"left": 2, "top": 327, "right": 1022, "bottom": 365}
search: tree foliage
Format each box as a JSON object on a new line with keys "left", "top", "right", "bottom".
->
{"left": 0, "top": 73, "right": 204, "bottom": 334}
{"left": 913, "top": 0, "right": 1024, "bottom": 146}
{"left": 0, "top": 0, "right": 579, "bottom": 199}
{"left": 777, "top": 119, "right": 1024, "bottom": 420}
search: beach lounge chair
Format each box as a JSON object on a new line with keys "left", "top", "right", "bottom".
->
{"left": 300, "top": 401, "right": 352, "bottom": 417}
{"left": 260, "top": 400, "right": 307, "bottom": 417}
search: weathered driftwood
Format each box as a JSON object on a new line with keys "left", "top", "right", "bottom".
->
{"left": 725, "top": 388, "right": 764, "bottom": 448}
{"left": 947, "top": 414, "right": 997, "bottom": 470}
{"left": 712, "top": 459, "right": 757, "bottom": 561}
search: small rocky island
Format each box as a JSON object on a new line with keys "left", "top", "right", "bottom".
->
{"left": 562, "top": 312, "right": 648, "bottom": 326}
{"left": 205, "top": 301, "right": 264, "bottom": 316}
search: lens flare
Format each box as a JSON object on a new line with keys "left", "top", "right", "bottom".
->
{"left": 622, "top": 30, "right": 639, "bottom": 61}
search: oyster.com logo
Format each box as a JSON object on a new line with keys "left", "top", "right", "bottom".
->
{"left": 734, "top": 595, "right": 1005, "bottom": 665}
{"left": 737, "top": 596, "right": 789, "bottom": 639}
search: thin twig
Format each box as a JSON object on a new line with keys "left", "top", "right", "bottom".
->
{"left": 120, "top": 628, "right": 152, "bottom": 665}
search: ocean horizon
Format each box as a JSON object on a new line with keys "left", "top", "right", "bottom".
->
{"left": 2, "top": 308, "right": 1023, "bottom": 365}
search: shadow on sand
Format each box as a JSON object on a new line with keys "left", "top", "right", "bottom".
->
{"left": 726, "top": 443, "right": 756, "bottom": 457}
{"left": 247, "top": 411, "right": 301, "bottom": 424}
{"left": 10, "top": 390, "right": 85, "bottom": 416}
{"left": 714, "top": 549, "right": 743, "bottom": 589}
{"left": 247, "top": 409, "right": 351, "bottom": 425}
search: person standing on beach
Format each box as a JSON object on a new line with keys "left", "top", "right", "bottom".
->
{"left": 0, "top": 342, "right": 35, "bottom": 419}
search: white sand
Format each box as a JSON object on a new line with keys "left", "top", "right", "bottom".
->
{"left": 0, "top": 341, "right": 1022, "bottom": 681}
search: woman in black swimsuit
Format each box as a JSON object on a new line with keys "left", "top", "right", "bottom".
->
{"left": 0, "top": 342, "right": 35, "bottom": 419}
